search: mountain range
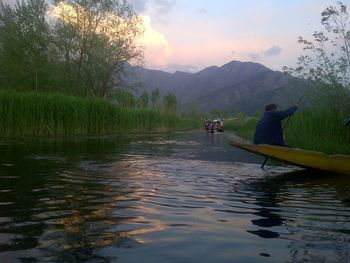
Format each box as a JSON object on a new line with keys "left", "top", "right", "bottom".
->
{"left": 126, "top": 60, "right": 306, "bottom": 115}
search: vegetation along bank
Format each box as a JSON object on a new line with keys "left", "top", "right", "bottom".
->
{"left": 0, "top": 90, "right": 198, "bottom": 137}
{"left": 225, "top": 105, "right": 350, "bottom": 155}
{"left": 226, "top": 2, "right": 350, "bottom": 155}
{"left": 0, "top": 1, "right": 199, "bottom": 138}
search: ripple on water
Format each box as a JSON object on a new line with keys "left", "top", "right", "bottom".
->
{"left": 1, "top": 134, "right": 350, "bottom": 263}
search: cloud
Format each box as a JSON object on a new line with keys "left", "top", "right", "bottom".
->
{"left": 198, "top": 8, "right": 207, "bottom": 14}
{"left": 153, "top": 0, "right": 176, "bottom": 14}
{"left": 139, "top": 15, "right": 171, "bottom": 67}
{"left": 249, "top": 53, "right": 261, "bottom": 61}
{"left": 128, "top": 0, "right": 176, "bottom": 23}
{"left": 161, "top": 64, "right": 197, "bottom": 73}
{"left": 128, "top": 0, "right": 148, "bottom": 13}
{"left": 152, "top": 0, "right": 176, "bottom": 23}
{"left": 264, "top": 45, "right": 282, "bottom": 56}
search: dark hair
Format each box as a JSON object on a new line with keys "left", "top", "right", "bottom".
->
{"left": 265, "top": 103, "right": 277, "bottom": 112}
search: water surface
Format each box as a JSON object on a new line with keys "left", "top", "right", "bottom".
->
{"left": 0, "top": 131, "right": 350, "bottom": 262}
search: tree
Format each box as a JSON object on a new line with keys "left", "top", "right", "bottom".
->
{"left": 0, "top": 0, "right": 50, "bottom": 90}
{"left": 137, "top": 90, "right": 149, "bottom": 108}
{"left": 50, "top": 0, "right": 143, "bottom": 97}
{"left": 187, "top": 101, "right": 200, "bottom": 118}
{"left": 283, "top": 1, "right": 350, "bottom": 108}
{"left": 113, "top": 88, "right": 135, "bottom": 108}
{"left": 150, "top": 87, "right": 160, "bottom": 108}
{"left": 162, "top": 92, "right": 177, "bottom": 113}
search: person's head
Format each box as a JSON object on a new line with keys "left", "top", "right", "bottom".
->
{"left": 265, "top": 103, "right": 277, "bottom": 112}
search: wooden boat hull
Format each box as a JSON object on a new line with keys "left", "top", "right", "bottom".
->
{"left": 230, "top": 140, "right": 350, "bottom": 175}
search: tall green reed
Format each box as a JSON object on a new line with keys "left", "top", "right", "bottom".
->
{"left": 285, "top": 108, "right": 350, "bottom": 154}
{"left": 225, "top": 108, "right": 350, "bottom": 155}
{"left": 0, "top": 90, "right": 197, "bottom": 137}
{"left": 224, "top": 114, "right": 260, "bottom": 141}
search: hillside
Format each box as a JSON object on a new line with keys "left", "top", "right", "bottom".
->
{"left": 126, "top": 60, "right": 305, "bottom": 115}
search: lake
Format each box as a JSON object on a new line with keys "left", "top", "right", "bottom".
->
{"left": 0, "top": 131, "right": 350, "bottom": 262}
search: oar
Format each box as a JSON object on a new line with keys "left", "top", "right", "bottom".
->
{"left": 261, "top": 157, "right": 268, "bottom": 170}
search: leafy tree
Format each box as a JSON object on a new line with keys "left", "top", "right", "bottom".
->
{"left": 187, "top": 101, "right": 200, "bottom": 118}
{"left": 162, "top": 92, "right": 177, "bottom": 113}
{"left": 113, "top": 88, "right": 135, "bottom": 108}
{"left": 210, "top": 109, "right": 231, "bottom": 119}
{"left": 137, "top": 90, "right": 149, "bottom": 108}
{"left": 283, "top": 1, "right": 350, "bottom": 108}
{"left": 150, "top": 87, "right": 160, "bottom": 108}
{"left": 50, "top": 0, "right": 143, "bottom": 97}
{"left": 0, "top": 0, "right": 50, "bottom": 90}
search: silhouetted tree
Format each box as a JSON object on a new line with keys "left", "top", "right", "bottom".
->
{"left": 162, "top": 92, "right": 177, "bottom": 113}
{"left": 150, "top": 88, "right": 160, "bottom": 108}
{"left": 137, "top": 90, "right": 149, "bottom": 108}
{"left": 50, "top": 0, "right": 143, "bottom": 97}
{"left": 0, "top": 0, "right": 50, "bottom": 90}
{"left": 283, "top": 1, "right": 350, "bottom": 109}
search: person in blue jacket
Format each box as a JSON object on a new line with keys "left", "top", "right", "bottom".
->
{"left": 253, "top": 103, "right": 298, "bottom": 146}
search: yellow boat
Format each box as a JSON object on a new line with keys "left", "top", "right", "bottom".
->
{"left": 230, "top": 140, "right": 350, "bottom": 175}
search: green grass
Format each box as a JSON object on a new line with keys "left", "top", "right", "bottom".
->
{"left": 225, "top": 109, "right": 350, "bottom": 155}
{"left": 0, "top": 90, "right": 198, "bottom": 137}
{"left": 225, "top": 116, "right": 259, "bottom": 141}
{"left": 286, "top": 109, "right": 350, "bottom": 154}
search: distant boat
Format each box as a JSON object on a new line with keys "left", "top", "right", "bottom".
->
{"left": 230, "top": 140, "right": 350, "bottom": 175}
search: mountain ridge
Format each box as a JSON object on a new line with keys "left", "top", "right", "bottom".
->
{"left": 126, "top": 60, "right": 305, "bottom": 115}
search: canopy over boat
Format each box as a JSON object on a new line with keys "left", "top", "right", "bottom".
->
{"left": 230, "top": 140, "right": 350, "bottom": 175}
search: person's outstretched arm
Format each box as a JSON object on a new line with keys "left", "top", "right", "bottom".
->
{"left": 275, "top": 106, "right": 298, "bottom": 120}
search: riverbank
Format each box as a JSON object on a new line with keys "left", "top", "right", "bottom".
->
{"left": 225, "top": 109, "right": 350, "bottom": 155}
{"left": 0, "top": 90, "right": 199, "bottom": 137}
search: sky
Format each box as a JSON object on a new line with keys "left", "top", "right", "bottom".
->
{"left": 2, "top": 0, "right": 348, "bottom": 73}
{"left": 128, "top": 0, "right": 346, "bottom": 73}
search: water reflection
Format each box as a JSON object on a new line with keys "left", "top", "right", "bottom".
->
{"left": 0, "top": 135, "right": 153, "bottom": 262}
{"left": 240, "top": 169, "right": 350, "bottom": 262}
{"left": 246, "top": 174, "right": 285, "bottom": 239}
{"left": 0, "top": 132, "right": 350, "bottom": 262}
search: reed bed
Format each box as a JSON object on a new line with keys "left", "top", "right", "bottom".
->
{"left": 225, "top": 109, "right": 350, "bottom": 155}
{"left": 224, "top": 116, "right": 259, "bottom": 140}
{"left": 285, "top": 109, "right": 350, "bottom": 154}
{"left": 0, "top": 90, "right": 197, "bottom": 137}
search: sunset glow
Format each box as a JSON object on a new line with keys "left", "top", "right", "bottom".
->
{"left": 50, "top": 2, "right": 142, "bottom": 43}
{"left": 46, "top": 0, "right": 339, "bottom": 73}
{"left": 138, "top": 15, "right": 171, "bottom": 68}
{"left": 127, "top": 0, "right": 337, "bottom": 72}
{"left": 49, "top": 2, "right": 169, "bottom": 67}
